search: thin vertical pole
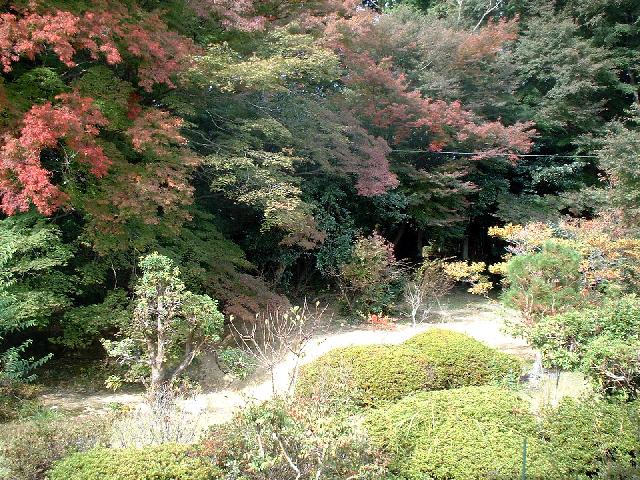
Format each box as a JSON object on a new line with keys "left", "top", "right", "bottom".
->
{"left": 521, "top": 437, "right": 528, "bottom": 480}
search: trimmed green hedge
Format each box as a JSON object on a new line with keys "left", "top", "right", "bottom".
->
{"left": 365, "top": 386, "right": 640, "bottom": 480}
{"left": 403, "top": 329, "right": 522, "bottom": 389}
{"left": 296, "top": 329, "right": 522, "bottom": 407}
{"left": 365, "top": 386, "right": 549, "bottom": 480}
{"left": 48, "top": 444, "right": 222, "bottom": 480}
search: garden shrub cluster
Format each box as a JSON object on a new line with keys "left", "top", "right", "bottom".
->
{"left": 335, "top": 232, "right": 406, "bottom": 318}
{"left": 365, "top": 386, "right": 640, "bottom": 480}
{"left": 539, "top": 399, "right": 640, "bottom": 478}
{"left": 487, "top": 221, "right": 640, "bottom": 398}
{"left": 1, "top": 413, "right": 113, "bottom": 480}
{"left": 48, "top": 444, "right": 222, "bottom": 480}
{"left": 201, "top": 397, "right": 383, "bottom": 480}
{"left": 403, "top": 329, "right": 522, "bottom": 389}
{"left": 365, "top": 386, "right": 546, "bottom": 480}
{"left": 296, "top": 329, "right": 521, "bottom": 407}
{"left": 530, "top": 295, "right": 640, "bottom": 397}
{"left": 0, "top": 382, "right": 41, "bottom": 422}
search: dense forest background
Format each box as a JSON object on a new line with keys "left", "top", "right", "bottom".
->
{"left": 0, "top": 0, "right": 638, "bottom": 369}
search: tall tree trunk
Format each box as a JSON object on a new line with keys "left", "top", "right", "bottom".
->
{"left": 629, "top": 69, "right": 640, "bottom": 106}
{"left": 416, "top": 230, "right": 424, "bottom": 257}
{"left": 393, "top": 224, "right": 406, "bottom": 247}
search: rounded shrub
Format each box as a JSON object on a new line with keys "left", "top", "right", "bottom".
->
{"left": 296, "top": 329, "right": 522, "bottom": 407}
{"left": 296, "top": 344, "right": 437, "bottom": 407}
{"left": 48, "top": 444, "right": 222, "bottom": 480}
{"left": 403, "top": 329, "right": 522, "bottom": 388}
{"left": 365, "top": 386, "right": 640, "bottom": 480}
{"left": 364, "top": 386, "right": 550, "bottom": 480}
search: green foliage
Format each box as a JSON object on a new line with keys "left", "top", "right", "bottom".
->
{"left": 217, "top": 347, "right": 257, "bottom": 379}
{"left": 102, "top": 253, "right": 224, "bottom": 389}
{"left": 598, "top": 106, "right": 640, "bottom": 225}
{"left": 0, "top": 213, "right": 72, "bottom": 384}
{"left": 501, "top": 240, "right": 585, "bottom": 321}
{"left": 48, "top": 444, "right": 221, "bottom": 480}
{"left": 530, "top": 295, "right": 640, "bottom": 370}
{"left": 403, "top": 329, "right": 522, "bottom": 388}
{"left": 6, "top": 67, "right": 68, "bottom": 110}
{"left": 0, "top": 213, "right": 74, "bottom": 332}
{"left": 189, "top": 28, "right": 340, "bottom": 92}
{"left": 52, "top": 290, "right": 130, "bottom": 349}
{"left": 582, "top": 336, "right": 640, "bottom": 398}
{"left": 365, "top": 385, "right": 546, "bottom": 480}
{"left": 366, "top": 386, "right": 640, "bottom": 480}
{"left": 1, "top": 413, "right": 113, "bottom": 480}
{"left": 296, "top": 329, "right": 521, "bottom": 408}
{"left": 156, "top": 210, "right": 287, "bottom": 325}
{"left": 530, "top": 295, "right": 640, "bottom": 397}
{"left": 74, "top": 66, "right": 135, "bottom": 131}
{"left": 0, "top": 341, "right": 52, "bottom": 385}
{"left": 513, "top": 13, "right": 620, "bottom": 143}
{"left": 202, "top": 397, "right": 382, "bottom": 480}
{"left": 0, "top": 382, "right": 41, "bottom": 422}
{"left": 539, "top": 398, "right": 640, "bottom": 479}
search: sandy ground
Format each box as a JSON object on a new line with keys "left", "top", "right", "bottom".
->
{"left": 39, "top": 294, "right": 533, "bottom": 423}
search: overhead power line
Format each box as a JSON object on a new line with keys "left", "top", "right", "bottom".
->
{"left": 389, "top": 149, "right": 598, "bottom": 158}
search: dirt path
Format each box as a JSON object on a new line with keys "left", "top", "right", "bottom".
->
{"left": 40, "top": 294, "right": 532, "bottom": 422}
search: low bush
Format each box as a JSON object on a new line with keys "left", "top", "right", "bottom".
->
{"left": 296, "top": 329, "right": 522, "bottom": 407}
{"left": 365, "top": 386, "right": 640, "bottom": 480}
{"left": 334, "top": 233, "right": 406, "bottom": 317}
{"left": 48, "top": 444, "right": 221, "bottom": 480}
{"left": 365, "top": 386, "right": 548, "bottom": 480}
{"left": 0, "top": 382, "right": 41, "bottom": 422}
{"left": 202, "top": 397, "right": 383, "bottom": 480}
{"left": 530, "top": 295, "right": 640, "bottom": 397}
{"left": 540, "top": 398, "right": 640, "bottom": 478}
{"left": 217, "top": 347, "right": 258, "bottom": 380}
{"left": 0, "top": 413, "right": 113, "bottom": 480}
{"left": 403, "top": 329, "right": 522, "bottom": 389}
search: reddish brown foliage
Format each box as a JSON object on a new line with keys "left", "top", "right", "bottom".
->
{"left": 324, "top": 13, "right": 535, "bottom": 179}
{"left": 348, "top": 130, "right": 398, "bottom": 196}
{"left": 0, "top": 3, "right": 197, "bottom": 91}
{"left": 0, "top": 92, "right": 109, "bottom": 215}
{"left": 188, "top": 0, "right": 266, "bottom": 31}
{"left": 459, "top": 120, "right": 536, "bottom": 162}
{"left": 83, "top": 109, "right": 198, "bottom": 243}
{"left": 128, "top": 109, "right": 187, "bottom": 156}
{"left": 456, "top": 19, "right": 518, "bottom": 64}
{"left": 308, "top": 105, "right": 398, "bottom": 196}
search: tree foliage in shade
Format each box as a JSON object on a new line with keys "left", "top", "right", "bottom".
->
{"left": 0, "top": 0, "right": 638, "bottom": 383}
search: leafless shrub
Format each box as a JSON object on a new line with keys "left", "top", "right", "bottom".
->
{"left": 229, "top": 300, "right": 327, "bottom": 395}
{"left": 405, "top": 250, "right": 454, "bottom": 326}
{"left": 110, "top": 386, "right": 208, "bottom": 448}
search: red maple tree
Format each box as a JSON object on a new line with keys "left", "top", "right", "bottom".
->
{"left": 0, "top": 92, "right": 109, "bottom": 215}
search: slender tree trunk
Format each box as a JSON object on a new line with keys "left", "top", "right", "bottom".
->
{"left": 393, "top": 224, "right": 406, "bottom": 247}
{"left": 629, "top": 69, "right": 640, "bottom": 106}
